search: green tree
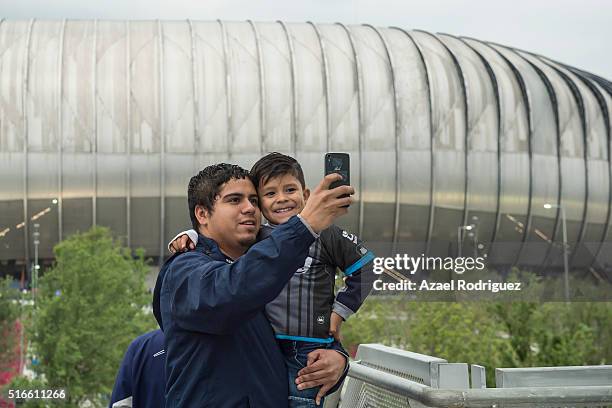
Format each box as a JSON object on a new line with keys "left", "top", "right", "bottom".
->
{"left": 30, "top": 226, "right": 157, "bottom": 407}
{"left": 0, "top": 277, "right": 19, "bottom": 371}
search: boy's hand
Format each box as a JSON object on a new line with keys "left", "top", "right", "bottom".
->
{"left": 169, "top": 234, "right": 195, "bottom": 254}
{"left": 300, "top": 173, "right": 354, "bottom": 234}
{"left": 329, "top": 312, "right": 343, "bottom": 341}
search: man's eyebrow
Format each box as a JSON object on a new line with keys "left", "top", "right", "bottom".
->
{"left": 221, "top": 192, "right": 245, "bottom": 200}
{"left": 221, "top": 192, "right": 258, "bottom": 200}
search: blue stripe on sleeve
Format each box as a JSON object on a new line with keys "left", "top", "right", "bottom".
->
{"left": 344, "top": 251, "right": 375, "bottom": 276}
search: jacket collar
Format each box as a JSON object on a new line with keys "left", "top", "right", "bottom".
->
{"left": 196, "top": 234, "right": 235, "bottom": 263}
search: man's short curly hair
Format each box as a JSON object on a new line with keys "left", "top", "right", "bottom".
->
{"left": 188, "top": 163, "right": 253, "bottom": 230}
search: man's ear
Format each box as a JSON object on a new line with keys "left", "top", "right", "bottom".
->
{"left": 303, "top": 188, "right": 311, "bottom": 202}
{"left": 194, "top": 205, "right": 209, "bottom": 227}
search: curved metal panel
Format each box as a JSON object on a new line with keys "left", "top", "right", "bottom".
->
{"left": 337, "top": 23, "right": 365, "bottom": 238}
{"left": 574, "top": 75, "right": 612, "bottom": 270}
{"left": 410, "top": 31, "right": 467, "bottom": 257}
{"left": 283, "top": 23, "right": 327, "bottom": 188}
{"left": 225, "top": 21, "right": 262, "bottom": 166}
{"left": 307, "top": 22, "right": 331, "bottom": 153}
{"left": 585, "top": 79, "right": 612, "bottom": 268}
{"left": 491, "top": 44, "right": 558, "bottom": 268}
{"left": 26, "top": 21, "right": 63, "bottom": 258}
{"left": 255, "top": 22, "right": 291, "bottom": 153}
{"left": 22, "top": 19, "right": 34, "bottom": 266}
{"left": 533, "top": 58, "right": 588, "bottom": 267}
{"left": 484, "top": 45, "right": 534, "bottom": 267}
{"left": 128, "top": 21, "right": 161, "bottom": 255}
{"left": 129, "top": 22, "right": 161, "bottom": 154}
{"left": 218, "top": 20, "right": 232, "bottom": 160}
{"left": 512, "top": 50, "right": 563, "bottom": 271}
{"left": 190, "top": 22, "right": 228, "bottom": 156}
{"left": 246, "top": 20, "right": 264, "bottom": 155}
{"left": 366, "top": 25, "right": 400, "bottom": 246}
{"left": 456, "top": 36, "right": 503, "bottom": 246}
{"left": 314, "top": 23, "right": 360, "bottom": 234}
{"left": 386, "top": 27, "right": 432, "bottom": 256}
{"left": 57, "top": 19, "right": 66, "bottom": 241}
{"left": 543, "top": 59, "right": 608, "bottom": 268}
{"left": 162, "top": 21, "right": 195, "bottom": 155}
{"left": 95, "top": 21, "right": 128, "bottom": 240}
{"left": 0, "top": 20, "right": 29, "bottom": 261}
{"left": 93, "top": 19, "right": 98, "bottom": 227}
{"left": 461, "top": 38, "right": 530, "bottom": 264}
{"left": 278, "top": 21, "right": 297, "bottom": 158}
{"left": 514, "top": 51, "right": 585, "bottom": 270}
{"left": 439, "top": 34, "right": 499, "bottom": 256}
{"left": 62, "top": 20, "right": 95, "bottom": 154}
{"left": 161, "top": 21, "right": 197, "bottom": 256}
{"left": 349, "top": 25, "right": 395, "bottom": 242}
{"left": 0, "top": 20, "right": 27, "bottom": 154}
{"left": 158, "top": 20, "right": 166, "bottom": 263}
{"left": 61, "top": 20, "right": 95, "bottom": 239}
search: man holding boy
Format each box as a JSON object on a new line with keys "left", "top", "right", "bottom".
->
{"left": 169, "top": 153, "right": 375, "bottom": 407}
{"left": 154, "top": 163, "right": 353, "bottom": 407}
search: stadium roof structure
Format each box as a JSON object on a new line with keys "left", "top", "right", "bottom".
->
{"left": 0, "top": 20, "right": 611, "bottom": 274}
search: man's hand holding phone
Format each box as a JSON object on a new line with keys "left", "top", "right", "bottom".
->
{"left": 299, "top": 173, "right": 354, "bottom": 234}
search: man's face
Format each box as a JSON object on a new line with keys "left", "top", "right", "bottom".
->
{"left": 258, "top": 174, "right": 310, "bottom": 225}
{"left": 198, "top": 178, "right": 261, "bottom": 253}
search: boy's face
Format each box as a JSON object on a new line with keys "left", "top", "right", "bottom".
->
{"left": 258, "top": 173, "right": 310, "bottom": 225}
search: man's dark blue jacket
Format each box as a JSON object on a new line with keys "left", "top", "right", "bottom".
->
{"left": 153, "top": 216, "right": 343, "bottom": 407}
{"left": 109, "top": 329, "right": 166, "bottom": 408}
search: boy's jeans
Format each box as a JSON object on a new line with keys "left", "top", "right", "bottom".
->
{"left": 278, "top": 339, "right": 331, "bottom": 408}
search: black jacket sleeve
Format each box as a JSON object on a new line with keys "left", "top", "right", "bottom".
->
{"left": 323, "top": 225, "right": 376, "bottom": 320}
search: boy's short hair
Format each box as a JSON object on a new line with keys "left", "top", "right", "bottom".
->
{"left": 188, "top": 163, "right": 252, "bottom": 230}
{"left": 250, "top": 152, "right": 306, "bottom": 189}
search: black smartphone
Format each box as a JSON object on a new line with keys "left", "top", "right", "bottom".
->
{"left": 325, "top": 153, "right": 350, "bottom": 206}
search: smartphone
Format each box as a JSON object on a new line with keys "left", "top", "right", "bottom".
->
{"left": 325, "top": 153, "right": 350, "bottom": 206}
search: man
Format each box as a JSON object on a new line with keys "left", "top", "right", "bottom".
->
{"left": 153, "top": 163, "right": 353, "bottom": 407}
{"left": 109, "top": 329, "right": 165, "bottom": 408}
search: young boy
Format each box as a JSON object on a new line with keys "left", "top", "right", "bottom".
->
{"left": 169, "top": 153, "right": 375, "bottom": 407}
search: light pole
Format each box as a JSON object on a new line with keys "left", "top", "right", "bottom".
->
{"left": 471, "top": 216, "right": 480, "bottom": 258}
{"left": 32, "top": 223, "right": 40, "bottom": 303}
{"left": 457, "top": 224, "right": 474, "bottom": 258}
{"left": 544, "top": 203, "right": 570, "bottom": 302}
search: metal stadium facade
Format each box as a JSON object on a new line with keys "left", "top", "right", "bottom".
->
{"left": 0, "top": 20, "right": 611, "bottom": 277}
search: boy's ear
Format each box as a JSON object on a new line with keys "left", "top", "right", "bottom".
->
{"left": 195, "top": 205, "right": 209, "bottom": 227}
{"left": 303, "top": 188, "right": 310, "bottom": 202}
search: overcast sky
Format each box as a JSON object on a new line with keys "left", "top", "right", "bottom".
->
{"left": 1, "top": 0, "right": 610, "bottom": 79}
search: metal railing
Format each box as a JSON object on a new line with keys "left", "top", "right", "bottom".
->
{"left": 335, "top": 344, "right": 612, "bottom": 408}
